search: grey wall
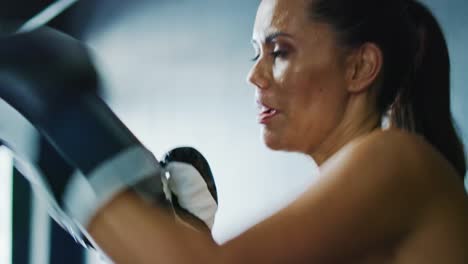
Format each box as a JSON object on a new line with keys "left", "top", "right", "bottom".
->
{"left": 81, "top": 0, "right": 468, "bottom": 245}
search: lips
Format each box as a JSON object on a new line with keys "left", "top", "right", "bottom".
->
{"left": 256, "top": 99, "right": 279, "bottom": 124}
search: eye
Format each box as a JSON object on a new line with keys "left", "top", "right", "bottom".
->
{"left": 270, "top": 49, "right": 288, "bottom": 59}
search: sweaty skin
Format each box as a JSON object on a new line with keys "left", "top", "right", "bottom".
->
{"left": 88, "top": 0, "right": 468, "bottom": 263}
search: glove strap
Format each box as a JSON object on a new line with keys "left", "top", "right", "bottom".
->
{"left": 62, "top": 145, "right": 162, "bottom": 228}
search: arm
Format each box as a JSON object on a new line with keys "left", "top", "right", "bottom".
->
{"left": 89, "top": 190, "right": 220, "bottom": 264}
{"left": 88, "top": 131, "right": 430, "bottom": 263}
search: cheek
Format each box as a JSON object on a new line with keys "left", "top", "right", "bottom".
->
{"left": 281, "top": 61, "right": 348, "bottom": 135}
{"left": 279, "top": 61, "right": 332, "bottom": 115}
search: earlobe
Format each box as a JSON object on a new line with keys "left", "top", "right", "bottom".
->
{"left": 347, "top": 43, "right": 383, "bottom": 93}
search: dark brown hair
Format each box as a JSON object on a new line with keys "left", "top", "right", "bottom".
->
{"left": 309, "top": 0, "right": 466, "bottom": 179}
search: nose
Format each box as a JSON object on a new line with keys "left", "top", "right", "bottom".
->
{"left": 246, "top": 59, "right": 270, "bottom": 90}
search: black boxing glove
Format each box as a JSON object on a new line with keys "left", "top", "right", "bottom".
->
{"left": 0, "top": 27, "right": 165, "bottom": 247}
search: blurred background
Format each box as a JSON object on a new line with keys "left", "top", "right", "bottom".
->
{"left": 0, "top": 0, "right": 467, "bottom": 263}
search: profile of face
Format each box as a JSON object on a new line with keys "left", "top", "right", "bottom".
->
{"left": 248, "top": 0, "right": 356, "bottom": 156}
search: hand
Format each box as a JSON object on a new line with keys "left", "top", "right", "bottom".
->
{"left": 161, "top": 147, "right": 218, "bottom": 232}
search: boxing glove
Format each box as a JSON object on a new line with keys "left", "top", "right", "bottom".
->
{"left": 0, "top": 27, "right": 165, "bottom": 247}
{"left": 161, "top": 147, "right": 218, "bottom": 231}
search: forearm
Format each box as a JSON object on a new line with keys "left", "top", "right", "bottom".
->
{"left": 88, "top": 190, "right": 221, "bottom": 264}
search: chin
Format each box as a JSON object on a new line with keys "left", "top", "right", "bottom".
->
{"left": 262, "top": 127, "right": 313, "bottom": 154}
{"left": 264, "top": 140, "right": 282, "bottom": 151}
{"left": 262, "top": 128, "right": 287, "bottom": 151}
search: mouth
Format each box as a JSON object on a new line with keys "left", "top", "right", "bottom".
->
{"left": 257, "top": 100, "right": 279, "bottom": 124}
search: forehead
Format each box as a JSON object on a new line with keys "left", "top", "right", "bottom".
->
{"left": 253, "top": 0, "right": 309, "bottom": 40}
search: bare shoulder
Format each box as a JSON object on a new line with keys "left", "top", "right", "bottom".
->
{"left": 326, "top": 129, "right": 461, "bottom": 185}
{"left": 332, "top": 129, "right": 468, "bottom": 254}
{"left": 320, "top": 129, "right": 468, "bottom": 262}
{"left": 324, "top": 128, "right": 467, "bottom": 207}
{"left": 318, "top": 129, "right": 433, "bottom": 207}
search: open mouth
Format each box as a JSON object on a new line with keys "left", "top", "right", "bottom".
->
{"left": 258, "top": 106, "right": 279, "bottom": 124}
{"left": 256, "top": 99, "right": 280, "bottom": 124}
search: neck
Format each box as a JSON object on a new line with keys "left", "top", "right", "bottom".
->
{"left": 308, "top": 93, "right": 381, "bottom": 166}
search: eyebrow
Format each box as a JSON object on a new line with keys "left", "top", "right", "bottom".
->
{"left": 251, "top": 31, "right": 294, "bottom": 46}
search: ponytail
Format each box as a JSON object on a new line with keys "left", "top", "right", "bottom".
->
{"left": 390, "top": 1, "right": 466, "bottom": 179}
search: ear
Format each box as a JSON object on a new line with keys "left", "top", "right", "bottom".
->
{"left": 345, "top": 42, "right": 383, "bottom": 93}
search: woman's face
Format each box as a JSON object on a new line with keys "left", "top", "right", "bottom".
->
{"left": 248, "top": 0, "right": 351, "bottom": 155}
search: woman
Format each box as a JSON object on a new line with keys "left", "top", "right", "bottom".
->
{"left": 88, "top": 0, "right": 468, "bottom": 263}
